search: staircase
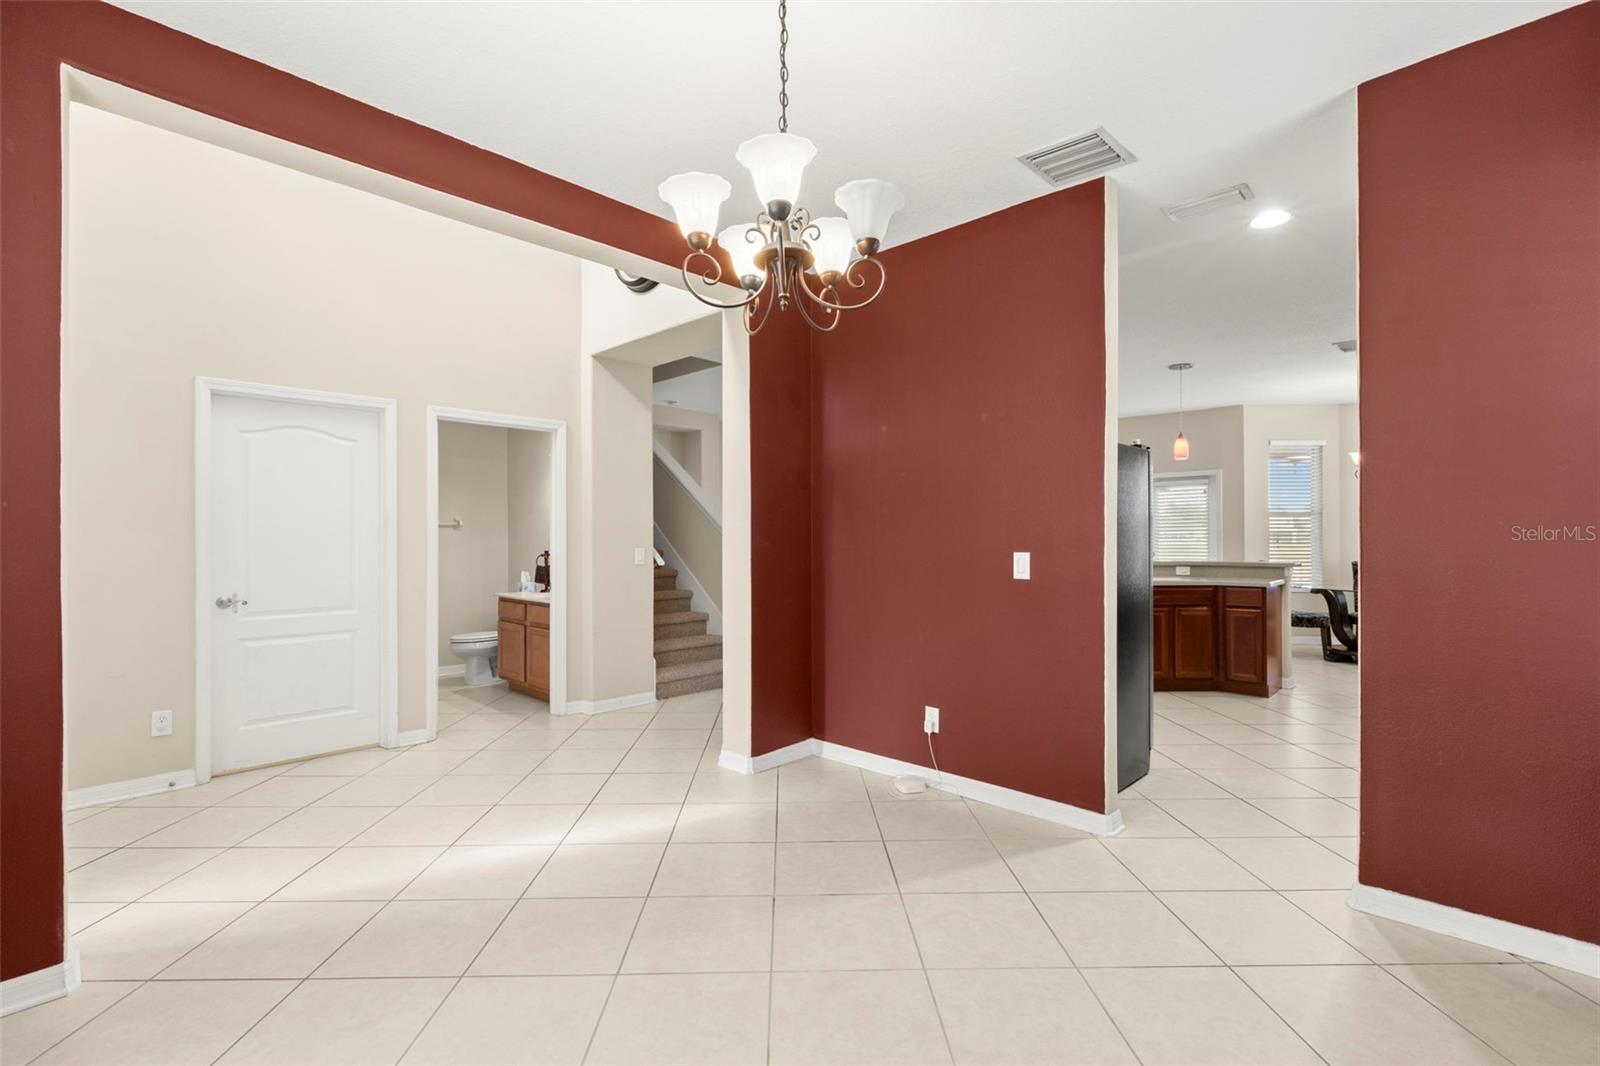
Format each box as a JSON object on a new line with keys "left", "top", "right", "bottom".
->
{"left": 653, "top": 565, "right": 722, "bottom": 698}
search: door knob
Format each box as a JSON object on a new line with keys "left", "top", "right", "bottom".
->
{"left": 214, "top": 593, "right": 248, "bottom": 612}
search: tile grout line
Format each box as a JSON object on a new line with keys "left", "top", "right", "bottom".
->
{"left": 576, "top": 693, "right": 712, "bottom": 1066}
{"left": 970, "top": 793, "right": 1149, "bottom": 1066}
{"left": 867, "top": 782, "right": 958, "bottom": 1066}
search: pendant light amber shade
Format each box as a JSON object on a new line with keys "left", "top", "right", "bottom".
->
{"left": 1173, "top": 432, "right": 1190, "bottom": 461}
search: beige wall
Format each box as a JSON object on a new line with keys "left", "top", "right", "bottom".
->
{"left": 1119, "top": 405, "right": 1246, "bottom": 559}
{"left": 653, "top": 460, "right": 723, "bottom": 610}
{"left": 437, "top": 423, "right": 510, "bottom": 665}
{"left": 508, "top": 427, "right": 554, "bottom": 591}
{"left": 577, "top": 356, "right": 657, "bottom": 702}
{"left": 654, "top": 427, "right": 698, "bottom": 482}
{"left": 1118, "top": 402, "right": 1361, "bottom": 610}
{"left": 62, "top": 104, "right": 593, "bottom": 789}
{"left": 652, "top": 404, "right": 722, "bottom": 508}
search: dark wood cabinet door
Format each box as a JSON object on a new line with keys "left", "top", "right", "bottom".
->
{"left": 1172, "top": 606, "right": 1218, "bottom": 680}
{"left": 1152, "top": 607, "right": 1173, "bottom": 682}
{"left": 1223, "top": 607, "right": 1265, "bottom": 684}
{"left": 497, "top": 619, "right": 526, "bottom": 683}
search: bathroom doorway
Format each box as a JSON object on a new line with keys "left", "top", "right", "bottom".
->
{"left": 425, "top": 407, "right": 568, "bottom": 733}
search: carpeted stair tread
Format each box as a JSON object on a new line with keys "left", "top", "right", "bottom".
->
{"left": 656, "top": 659, "right": 723, "bottom": 683}
{"left": 654, "top": 634, "right": 722, "bottom": 652}
{"left": 653, "top": 610, "right": 708, "bottom": 626}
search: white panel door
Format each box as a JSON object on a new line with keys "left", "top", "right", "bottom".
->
{"left": 210, "top": 393, "right": 383, "bottom": 771}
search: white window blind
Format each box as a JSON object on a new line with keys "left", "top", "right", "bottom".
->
{"left": 1267, "top": 441, "right": 1324, "bottom": 588}
{"left": 1152, "top": 473, "right": 1220, "bottom": 562}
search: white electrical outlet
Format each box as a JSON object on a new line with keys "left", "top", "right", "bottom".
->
{"left": 1175, "top": 565, "right": 1191, "bottom": 576}
{"left": 150, "top": 710, "right": 173, "bottom": 737}
{"left": 1012, "top": 552, "right": 1031, "bottom": 580}
{"left": 923, "top": 705, "right": 940, "bottom": 734}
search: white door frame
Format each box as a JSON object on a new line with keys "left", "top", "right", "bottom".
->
{"left": 426, "top": 407, "right": 569, "bottom": 737}
{"left": 193, "top": 376, "right": 399, "bottom": 784}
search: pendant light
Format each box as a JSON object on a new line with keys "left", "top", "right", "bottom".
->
{"left": 1169, "top": 362, "right": 1193, "bottom": 461}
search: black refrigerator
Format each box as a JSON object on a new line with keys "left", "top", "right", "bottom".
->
{"left": 1116, "top": 443, "right": 1153, "bottom": 791}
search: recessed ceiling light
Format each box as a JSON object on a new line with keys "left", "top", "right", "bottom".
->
{"left": 1250, "top": 208, "right": 1294, "bottom": 229}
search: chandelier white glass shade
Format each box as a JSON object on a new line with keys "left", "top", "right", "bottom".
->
{"left": 655, "top": 1, "right": 903, "bottom": 334}
{"left": 735, "top": 133, "right": 816, "bottom": 211}
{"left": 657, "top": 172, "right": 732, "bottom": 240}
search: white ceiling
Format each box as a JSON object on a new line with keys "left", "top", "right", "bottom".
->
{"left": 654, "top": 367, "right": 723, "bottom": 416}
{"left": 115, "top": 0, "right": 1572, "bottom": 415}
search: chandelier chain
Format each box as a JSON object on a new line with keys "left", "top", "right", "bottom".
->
{"left": 777, "top": 0, "right": 789, "bottom": 133}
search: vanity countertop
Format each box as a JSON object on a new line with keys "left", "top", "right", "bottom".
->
{"left": 1153, "top": 577, "right": 1287, "bottom": 589}
{"left": 499, "top": 591, "right": 552, "bottom": 604}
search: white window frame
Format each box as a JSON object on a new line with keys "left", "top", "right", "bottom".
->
{"left": 1151, "top": 469, "right": 1223, "bottom": 563}
{"left": 1267, "top": 439, "right": 1325, "bottom": 590}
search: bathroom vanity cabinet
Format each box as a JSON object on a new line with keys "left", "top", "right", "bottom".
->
{"left": 497, "top": 595, "right": 550, "bottom": 700}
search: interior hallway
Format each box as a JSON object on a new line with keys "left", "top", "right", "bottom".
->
{"left": 3, "top": 651, "right": 1595, "bottom": 1064}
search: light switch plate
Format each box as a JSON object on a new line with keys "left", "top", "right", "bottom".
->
{"left": 1012, "top": 552, "right": 1031, "bottom": 580}
{"left": 634, "top": 548, "right": 648, "bottom": 566}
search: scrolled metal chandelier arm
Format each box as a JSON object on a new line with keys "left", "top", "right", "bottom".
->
{"left": 795, "top": 254, "right": 888, "bottom": 313}
{"left": 679, "top": 247, "right": 764, "bottom": 311}
{"left": 792, "top": 284, "right": 842, "bottom": 332}
{"left": 743, "top": 284, "right": 780, "bottom": 335}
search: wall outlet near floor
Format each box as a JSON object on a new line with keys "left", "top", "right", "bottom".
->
{"left": 1012, "top": 551, "right": 1031, "bottom": 580}
{"left": 924, "top": 705, "right": 940, "bottom": 734}
{"left": 150, "top": 709, "right": 173, "bottom": 737}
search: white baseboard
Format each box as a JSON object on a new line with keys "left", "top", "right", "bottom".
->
{"left": 0, "top": 940, "right": 79, "bottom": 1017}
{"left": 818, "top": 741, "right": 1124, "bottom": 837}
{"left": 561, "top": 690, "right": 657, "bottom": 717}
{"left": 436, "top": 664, "right": 465, "bottom": 679}
{"left": 393, "top": 728, "right": 435, "bottom": 748}
{"left": 1349, "top": 883, "right": 1600, "bottom": 977}
{"left": 718, "top": 738, "right": 820, "bottom": 775}
{"left": 67, "top": 769, "right": 197, "bottom": 811}
{"left": 717, "top": 737, "right": 1123, "bottom": 837}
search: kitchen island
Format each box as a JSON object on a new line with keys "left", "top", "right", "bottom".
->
{"left": 1152, "top": 562, "right": 1297, "bottom": 696}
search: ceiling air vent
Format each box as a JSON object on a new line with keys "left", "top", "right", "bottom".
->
{"left": 1162, "top": 183, "right": 1256, "bottom": 222}
{"left": 1018, "top": 127, "right": 1136, "bottom": 188}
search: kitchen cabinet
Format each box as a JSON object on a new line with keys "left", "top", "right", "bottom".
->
{"left": 497, "top": 596, "right": 550, "bottom": 700}
{"left": 1153, "top": 583, "right": 1282, "bottom": 697}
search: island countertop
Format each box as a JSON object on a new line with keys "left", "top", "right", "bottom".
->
{"left": 1153, "top": 577, "right": 1286, "bottom": 589}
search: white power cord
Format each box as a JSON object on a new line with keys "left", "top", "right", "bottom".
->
{"left": 892, "top": 732, "right": 946, "bottom": 796}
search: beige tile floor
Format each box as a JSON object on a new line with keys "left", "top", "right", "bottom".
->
{"left": 5, "top": 652, "right": 1598, "bottom": 1064}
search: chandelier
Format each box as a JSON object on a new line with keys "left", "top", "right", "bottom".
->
{"left": 656, "top": 0, "right": 904, "bottom": 334}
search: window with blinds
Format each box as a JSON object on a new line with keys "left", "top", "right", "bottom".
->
{"left": 1152, "top": 473, "right": 1220, "bottom": 561}
{"left": 1267, "top": 441, "right": 1324, "bottom": 588}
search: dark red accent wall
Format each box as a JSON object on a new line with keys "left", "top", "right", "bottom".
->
{"left": 749, "top": 311, "right": 817, "bottom": 754}
{"left": 1358, "top": 3, "right": 1600, "bottom": 942}
{"left": 809, "top": 184, "right": 1110, "bottom": 811}
{"left": 0, "top": 1, "right": 769, "bottom": 982}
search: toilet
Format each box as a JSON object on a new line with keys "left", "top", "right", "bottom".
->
{"left": 448, "top": 631, "right": 499, "bottom": 686}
